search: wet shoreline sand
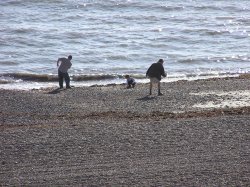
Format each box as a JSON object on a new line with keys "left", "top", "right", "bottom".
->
{"left": 0, "top": 75, "right": 250, "bottom": 186}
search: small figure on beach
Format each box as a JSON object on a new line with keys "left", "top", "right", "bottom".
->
{"left": 125, "top": 75, "right": 136, "bottom": 89}
{"left": 146, "top": 59, "right": 166, "bottom": 95}
{"left": 57, "top": 55, "right": 72, "bottom": 89}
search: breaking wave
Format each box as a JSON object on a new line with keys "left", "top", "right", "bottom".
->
{"left": 0, "top": 73, "right": 145, "bottom": 82}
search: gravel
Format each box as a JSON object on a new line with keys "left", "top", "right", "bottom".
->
{"left": 0, "top": 77, "right": 250, "bottom": 186}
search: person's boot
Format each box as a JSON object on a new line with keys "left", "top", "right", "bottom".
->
{"left": 158, "top": 91, "right": 163, "bottom": 96}
{"left": 59, "top": 84, "right": 63, "bottom": 89}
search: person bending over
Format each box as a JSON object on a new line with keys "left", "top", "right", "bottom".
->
{"left": 146, "top": 59, "right": 166, "bottom": 95}
{"left": 57, "top": 55, "right": 72, "bottom": 89}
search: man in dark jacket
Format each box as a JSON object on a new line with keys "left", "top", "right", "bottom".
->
{"left": 146, "top": 59, "right": 166, "bottom": 95}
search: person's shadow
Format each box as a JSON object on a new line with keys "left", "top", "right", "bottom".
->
{"left": 47, "top": 88, "right": 62, "bottom": 94}
{"left": 137, "top": 95, "right": 156, "bottom": 101}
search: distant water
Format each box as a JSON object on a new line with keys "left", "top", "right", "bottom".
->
{"left": 1, "top": 0, "right": 250, "bottom": 89}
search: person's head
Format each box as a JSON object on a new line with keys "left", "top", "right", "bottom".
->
{"left": 68, "top": 55, "right": 72, "bottom": 60}
{"left": 125, "top": 75, "right": 130, "bottom": 79}
{"left": 158, "top": 59, "right": 164, "bottom": 64}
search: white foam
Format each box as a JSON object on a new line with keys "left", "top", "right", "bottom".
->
{"left": 191, "top": 90, "right": 250, "bottom": 109}
{"left": 0, "top": 74, "right": 240, "bottom": 91}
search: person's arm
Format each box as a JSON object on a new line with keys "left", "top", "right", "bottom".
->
{"left": 160, "top": 65, "right": 166, "bottom": 77}
{"left": 162, "top": 70, "right": 166, "bottom": 77}
{"left": 57, "top": 58, "right": 61, "bottom": 67}
{"left": 68, "top": 62, "right": 72, "bottom": 69}
{"left": 132, "top": 78, "right": 135, "bottom": 84}
{"left": 146, "top": 65, "right": 152, "bottom": 77}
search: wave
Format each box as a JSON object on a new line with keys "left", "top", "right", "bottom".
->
{"left": 1, "top": 73, "right": 58, "bottom": 82}
{"left": 183, "top": 27, "right": 249, "bottom": 37}
{"left": 0, "top": 73, "right": 145, "bottom": 82}
{"left": 177, "top": 55, "right": 250, "bottom": 65}
{"left": 9, "top": 28, "right": 38, "bottom": 34}
{"left": 72, "top": 74, "right": 121, "bottom": 81}
{"left": 1, "top": 61, "right": 19, "bottom": 66}
{"left": 194, "top": 4, "right": 249, "bottom": 13}
{"left": 77, "top": 1, "right": 186, "bottom": 13}
{"left": 194, "top": 5, "right": 223, "bottom": 11}
{"left": 177, "top": 58, "right": 203, "bottom": 64}
{"left": 2, "top": 70, "right": 249, "bottom": 84}
{"left": 106, "top": 55, "right": 131, "bottom": 61}
{"left": 216, "top": 16, "right": 236, "bottom": 20}
{"left": 1, "top": 0, "right": 63, "bottom": 6}
{"left": 0, "top": 79, "right": 13, "bottom": 84}
{"left": 205, "top": 30, "right": 229, "bottom": 36}
{"left": 190, "top": 28, "right": 229, "bottom": 36}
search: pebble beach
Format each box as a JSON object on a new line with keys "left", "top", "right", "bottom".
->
{"left": 0, "top": 75, "right": 250, "bottom": 186}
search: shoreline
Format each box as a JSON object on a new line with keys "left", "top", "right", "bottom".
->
{"left": 1, "top": 74, "right": 250, "bottom": 124}
{"left": 0, "top": 74, "right": 250, "bottom": 186}
{"left": 1, "top": 72, "right": 249, "bottom": 91}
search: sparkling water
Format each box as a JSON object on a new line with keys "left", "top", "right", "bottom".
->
{"left": 1, "top": 0, "right": 250, "bottom": 89}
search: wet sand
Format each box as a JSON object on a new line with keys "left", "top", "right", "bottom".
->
{"left": 0, "top": 76, "right": 250, "bottom": 186}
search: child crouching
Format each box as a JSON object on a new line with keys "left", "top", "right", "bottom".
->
{"left": 125, "top": 75, "right": 136, "bottom": 89}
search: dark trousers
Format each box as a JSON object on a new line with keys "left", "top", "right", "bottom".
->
{"left": 58, "top": 70, "right": 70, "bottom": 88}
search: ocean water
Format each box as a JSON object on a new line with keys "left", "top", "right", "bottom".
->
{"left": 1, "top": 0, "right": 250, "bottom": 89}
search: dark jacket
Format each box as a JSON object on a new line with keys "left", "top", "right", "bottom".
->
{"left": 146, "top": 62, "right": 166, "bottom": 80}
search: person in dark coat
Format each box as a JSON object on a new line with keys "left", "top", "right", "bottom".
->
{"left": 146, "top": 59, "right": 166, "bottom": 95}
{"left": 57, "top": 55, "right": 72, "bottom": 89}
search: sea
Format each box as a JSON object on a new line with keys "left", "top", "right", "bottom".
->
{"left": 1, "top": 0, "right": 250, "bottom": 90}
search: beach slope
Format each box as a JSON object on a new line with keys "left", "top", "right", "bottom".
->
{"left": 0, "top": 77, "right": 250, "bottom": 186}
